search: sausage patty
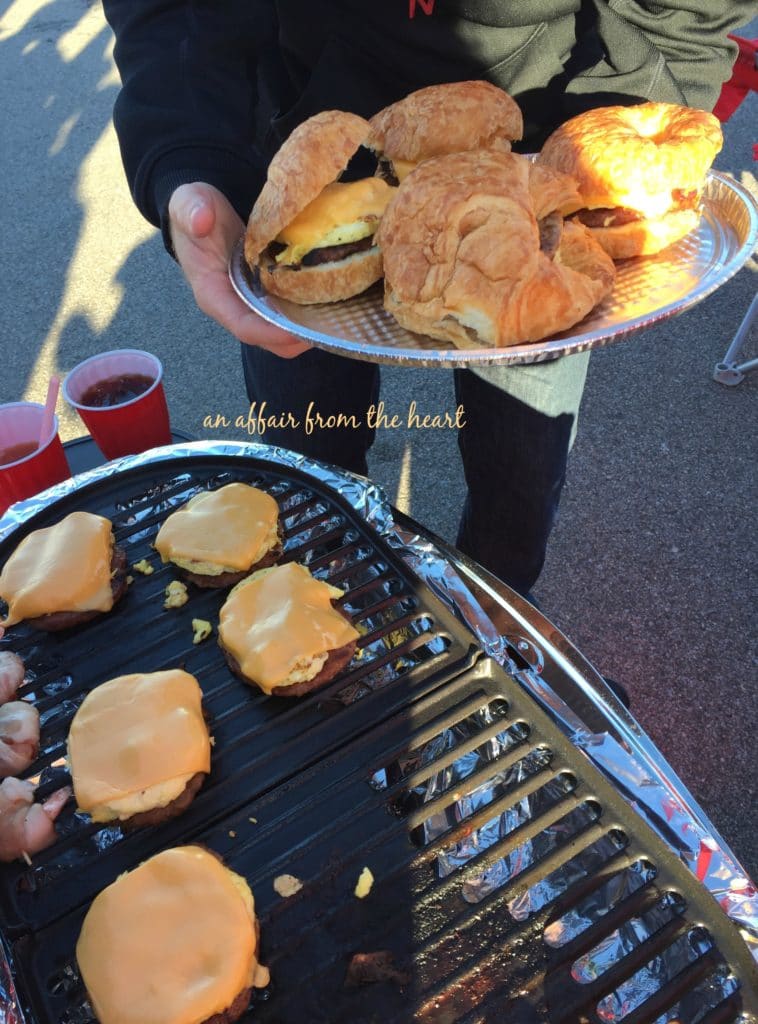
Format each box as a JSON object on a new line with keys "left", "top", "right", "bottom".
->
{"left": 538, "top": 211, "right": 563, "bottom": 259}
{"left": 203, "top": 985, "right": 254, "bottom": 1024}
{"left": 266, "top": 234, "right": 375, "bottom": 271}
{"left": 574, "top": 206, "right": 644, "bottom": 229}
{"left": 574, "top": 188, "right": 700, "bottom": 230}
{"left": 300, "top": 234, "right": 375, "bottom": 267}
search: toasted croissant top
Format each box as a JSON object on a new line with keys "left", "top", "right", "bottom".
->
{"left": 367, "top": 81, "right": 523, "bottom": 162}
{"left": 537, "top": 102, "right": 722, "bottom": 215}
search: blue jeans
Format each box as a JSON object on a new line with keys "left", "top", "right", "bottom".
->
{"left": 241, "top": 345, "right": 589, "bottom": 596}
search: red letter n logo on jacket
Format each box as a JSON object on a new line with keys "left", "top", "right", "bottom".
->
{"left": 409, "top": 0, "right": 435, "bottom": 17}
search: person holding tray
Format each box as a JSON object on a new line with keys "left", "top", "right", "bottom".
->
{"left": 99, "top": 0, "right": 748, "bottom": 600}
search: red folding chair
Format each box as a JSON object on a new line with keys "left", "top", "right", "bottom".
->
{"left": 712, "top": 35, "right": 758, "bottom": 385}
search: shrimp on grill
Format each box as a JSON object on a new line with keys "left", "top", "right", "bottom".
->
{"left": 0, "top": 651, "right": 25, "bottom": 704}
{"left": 0, "top": 778, "right": 71, "bottom": 862}
{"left": 0, "top": 701, "right": 39, "bottom": 777}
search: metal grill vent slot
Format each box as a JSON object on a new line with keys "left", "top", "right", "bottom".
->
{"left": 60, "top": 1000, "right": 96, "bottom": 1024}
{"left": 46, "top": 963, "right": 81, "bottom": 997}
{"left": 595, "top": 927, "right": 726, "bottom": 1023}
{"left": 501, "top": 825, "right": 625, "bottom": 920}
{"left": 572, "top": 891, "right": 687, "bottom": 983}
{"left": 455, "top": 799, "right": 607, "bottom": 905}
{"left": 370, "top": 698, "right": 520, "bottom": 795}
{"left": 418, "top": 746, "right": 559, "bottom": 853}
{"left": 648, "top": 966, "right": 741, "bottom": 1024}
{"left": 544, "top": 858, "right": 659, "bottom": 947}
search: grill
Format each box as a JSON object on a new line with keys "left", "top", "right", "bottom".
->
{"left": 0, "top": 454, "right": 755, "bottom": 1024}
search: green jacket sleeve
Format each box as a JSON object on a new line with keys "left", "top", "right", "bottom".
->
{"left": 565, "top": 0, "right": 753, "bottom": 113}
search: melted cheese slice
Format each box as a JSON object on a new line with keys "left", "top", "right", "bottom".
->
{"left": 68, "top": 669, "right": 210, "bottom": 819}
{"left": 219, "top": 562, "right": 359, "bottom": 693}
{"left": 391, "top": 158, "right": 417, "bottom": 182}
{"left": 274, "top": 178, "right": 396, "bottom": 265}
{"left": 0, "top": 512, "right": 114, "bottom": 627}
{"left": 155, "top": 483, "right": 280, "bottom": 574}
{"left": 76, "top": 846, "right": 257, "bottom": 1024}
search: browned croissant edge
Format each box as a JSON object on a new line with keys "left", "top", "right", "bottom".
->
{"left": 219, "top": 603, "right": 357, "bottom": 698}
{"left": 22, "top": 545, "right": 128, "bottom": 632}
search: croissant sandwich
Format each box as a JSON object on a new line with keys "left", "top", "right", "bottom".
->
{"left": 536, "top": 102, "right": 723, "bottom": 258}
{"left": 244, "top": 110, "right": 396, "bottom": 304}
{"left": 376, "top": 149, "right": 616, "bottom": 348}
{"left": 367, "top": 80, "right": 523, "bottom": 184}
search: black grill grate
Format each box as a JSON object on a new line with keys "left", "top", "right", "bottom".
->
{"left": 0, "top": 455, "right": 755, "bottom": 1024}
{"left": 0, "top": 456, "right": 474, "bottom": 935}
{"left": 10, "top": 658, "right": 758, "bottom": 1024}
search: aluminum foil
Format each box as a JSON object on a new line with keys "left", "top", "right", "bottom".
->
{"left": 1, "top": 439, "right": 756, "bottom": 1023}
{"left": 0, "top": 940, "right": 22, "bottom": 1024}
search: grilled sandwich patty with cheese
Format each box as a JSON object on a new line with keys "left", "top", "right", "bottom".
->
{"left": 0, "top": 511, "right": 127, "bottom": 632}
{"left": 67, "top": 669, "right": 211, "bottom": 828}
{"left": 218, "top": 562, "right": 359, "bottom": 697}
{"left": 154, "top": 482, "right": 282, "bottom": 588}
{"left": 77, "top": 846, "right": 268, "bottom": 1024}
{"left": 244, "top": 110, "right": 396, "bottom": 304}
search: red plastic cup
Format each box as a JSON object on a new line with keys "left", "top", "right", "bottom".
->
{"left": 63, "top": 350, "right": 172, "bottom": 461}
{"left": 0, "top": 403, "right": 71, "bottom": 516}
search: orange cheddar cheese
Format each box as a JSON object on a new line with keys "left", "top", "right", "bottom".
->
{"left": 0, "top": 512, "right": 114, "bottom": 627}
{"left": 77, "top": 846, "right": 258, "bottom": 1024}
{"left": 68, "top": 669, "right": 210, "bottom": 821}
{"left": 154, "top": 483, "right": 280, "bottom": 574}
{"left": 218, "top": 563, "right": 359, "bottom": 693}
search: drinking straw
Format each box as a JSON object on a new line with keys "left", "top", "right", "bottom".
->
{"left": 39, "top": 375, "right": 60, "bottom": 449}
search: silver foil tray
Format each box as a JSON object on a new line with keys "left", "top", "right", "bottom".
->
{"left": 229, "top": 170, "right": 758, "bottom": 368}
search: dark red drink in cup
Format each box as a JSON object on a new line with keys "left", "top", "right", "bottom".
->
{"left": 0, "top": 403, "right": 71, "bottom": 516}
{"left": 63, "top": 350, "right": 172, "bottom": 460}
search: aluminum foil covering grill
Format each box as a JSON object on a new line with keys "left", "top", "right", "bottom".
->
{"left": 0, "top": 440, "right": 756, "bottom": 1023}
{"left": 229, "top": 171, "right": 758, "bottom": 368}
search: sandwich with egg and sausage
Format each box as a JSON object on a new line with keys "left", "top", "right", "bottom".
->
{"left": 244, "top": 110, "right": 396, "bottom": 304}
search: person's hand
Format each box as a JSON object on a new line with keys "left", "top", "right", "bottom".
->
{"left": 168, "top": 182, "right": 311, "bottom": 358}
